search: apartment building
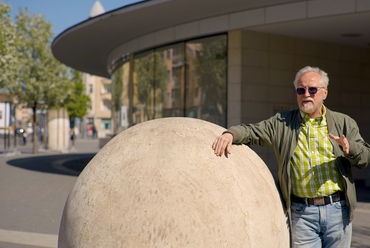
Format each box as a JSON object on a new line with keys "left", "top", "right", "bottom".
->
{"left": 83, "top": 73, "right": 112, "bottom": 139}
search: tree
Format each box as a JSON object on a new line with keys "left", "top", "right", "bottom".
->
{"left": 111, "top": 65, "right": 124, "bottom": 134}
{"left": 0, "top": 1, "right": 19, "bottom": 89}
{"left": 65, "top": 69, "right": 91, "bottom": 129}
{"left": 195, "top": 36, "right": 227, "bottom": 126}
{"left": 1, "top": 4, "right": 91, "bottom": 152}
{"left": 64, "top": 70, "right": 91, "bottom": 147}
{"left": 135, "top": 52, "right": 167, "bottom": 120}
{"left": 5, "top": 7, "right": 71, "bottom": 153}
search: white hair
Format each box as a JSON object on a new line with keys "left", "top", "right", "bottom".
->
{"left": 293, "top": 66, "right": 329, "bottom": 88}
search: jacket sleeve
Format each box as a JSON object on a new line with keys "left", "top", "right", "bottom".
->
{"left": 344, "top": 119, "right": 370, "bottom": 169}
{"left": 226, "top": 115, "right": 277, "bottom": 147}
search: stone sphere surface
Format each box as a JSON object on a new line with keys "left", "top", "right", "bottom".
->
{"left": 58, "top": 117, "right": 289, "bottom": 247}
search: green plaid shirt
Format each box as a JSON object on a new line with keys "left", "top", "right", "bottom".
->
{"left": 290, "top": 107, "right": 343, "bottom": 198}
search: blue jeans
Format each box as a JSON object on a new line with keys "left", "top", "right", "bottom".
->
{"left": 291, "top": 200, "right": 352, "bottom": 248}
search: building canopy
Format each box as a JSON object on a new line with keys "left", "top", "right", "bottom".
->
{"left": 52, "top": 0, "right": 370, "bottom": 78}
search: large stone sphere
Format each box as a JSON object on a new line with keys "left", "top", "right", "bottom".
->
{"left": 58, "top": 117, "right": 289, "bottom": 247}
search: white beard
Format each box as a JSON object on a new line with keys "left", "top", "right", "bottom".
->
{"left": 299, "top": 98, "right": 322, "bottom": 115}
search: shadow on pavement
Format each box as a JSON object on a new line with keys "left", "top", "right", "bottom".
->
{"left": 6, "top": 153, "right": 96, "bottom": 176}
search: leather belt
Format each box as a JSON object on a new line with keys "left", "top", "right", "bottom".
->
{"left": 291, "top": 191, "right": 345, "bottom": 206}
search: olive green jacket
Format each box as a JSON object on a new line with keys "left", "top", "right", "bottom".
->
{"left": 227, "top": 108, "right": 370, "bottom": 221}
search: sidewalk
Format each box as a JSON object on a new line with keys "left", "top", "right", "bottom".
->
{"left": 0, "top": 136, "right": 101, "bottom": 156}
{"left": 0, "top": 137, "right": 101, "bottom": 248}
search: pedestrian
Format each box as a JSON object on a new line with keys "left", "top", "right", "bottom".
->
{"left": 22, "top": 131, "right": 27, "bottom": 145}
{"left": 212, "top": 66, "right": 370, "bottom": 247}
{"left": 92, "top": 125, "right": 97, "bottom": 139}
{"left": 70, "top": 128, "right": 74, "bottom": 141}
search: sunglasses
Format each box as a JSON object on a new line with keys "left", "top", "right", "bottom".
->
{"left": 296, "top": 87, "right": 325, "bottom": 95}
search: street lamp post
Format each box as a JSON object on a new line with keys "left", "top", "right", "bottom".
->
{"left": 3, "top": 101, "right": 8, "bottom": 152}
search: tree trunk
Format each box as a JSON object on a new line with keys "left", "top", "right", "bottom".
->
{"left": 71, "top": 116, "right": 75, "bottom": 148}
{"left": 32, "top": 103, "right": 38, "bottom": 154}
{"left": 44, "top": 112, "right": 48, "bottom": 149}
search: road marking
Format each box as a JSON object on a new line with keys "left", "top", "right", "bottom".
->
{"left": 0, "top": 229, "right": 57, "bottom": 247}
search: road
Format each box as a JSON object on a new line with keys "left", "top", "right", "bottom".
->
{"left": 0, "top": 138, "right": 99, "bottom": 248}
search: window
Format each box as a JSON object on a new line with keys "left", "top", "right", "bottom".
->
{"left": 102, "top": 83, "right": 112, "bottom": 94}
{"left": 165, "top": 92, "right": 170, "bottom": 104}
{"left": 185, "top": 35, "right": 227, "bottom": 127}
{"left": 102, "top": 100, "right": 111, "bottom": 111}
{"left": 111, "top": 61, "right": 130, "bottom": 133}
{"left": 167, "top": 70, "right": 171, "bottom": 81}
{"left": 89, "top": 84, "right": 93, "bottom": 93}
{"left": 101, "top": 119, "right": 111, "bottom": 130}
{"left": 166, "top": 50, "right": 171, "bottom": 59}
{"left": 112, "top": 34, "right": 227, "bottom": 128}
{"left": 132, "top": 51, "right": 155, "bottom": 123}
{"left": 156, "top": 44, "right": 185, "bottom": 118}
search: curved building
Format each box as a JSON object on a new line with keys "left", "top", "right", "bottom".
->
{"left": 52, "top": 0, "right": 370, "bottom": 179}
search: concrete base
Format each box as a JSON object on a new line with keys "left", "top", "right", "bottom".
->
{"left": 47, "top": 108, "right": 70, "bottom": 152}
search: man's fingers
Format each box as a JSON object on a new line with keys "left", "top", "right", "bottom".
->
{"left": 328, "top": 133, "right": 337, "bottom": 139}
{"left": 212, "top": 138, "right": 222, "bottom": 156}
{"left": 226, "top": 142, "right": 232, "bottom": 154}
{"left": 214, "top": 140, "right": 221, "bottom": 155}
{"left": 212, "top": 133, "right": 233, "bottom": 156}
{"left": 341, "top": 135, "right": 349, "bottom": 154}
{"left": 217, "top": 139, "right": 228, "bottom": 156}
{"left": 213, "top": 141, "right": 221, "bottom": 155}
{"left": 329, "top": 133, "right": 350, "bottom": 154}
{"left": 212, "top": 139, "right": 218, "bottom": 150}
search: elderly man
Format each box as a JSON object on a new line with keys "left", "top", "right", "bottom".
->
{"left": 212, "top": 66, "right": 370, "bottom": 247}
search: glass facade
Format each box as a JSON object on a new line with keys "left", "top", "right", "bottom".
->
{"left": 111, "top": 34, "right": 227, "bottom": 134}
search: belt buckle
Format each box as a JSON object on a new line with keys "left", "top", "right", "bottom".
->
{"left": 313, "top": 197, "right": 325, "bottom": 205}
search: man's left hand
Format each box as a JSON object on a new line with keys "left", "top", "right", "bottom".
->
{"left": 329, "top": 133, "right": 349, "bottom": 154}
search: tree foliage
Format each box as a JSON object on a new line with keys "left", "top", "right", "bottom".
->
{"left": 0, "top": 3, "right": 90, "bottom": 153}
{"left": 11, "top": 8, "right": 63, "bottom": 107}
{"left": 0, "top": 1, "right": 18, "bottom": 89}
{"left": 194, "top": 36, "right": 227, "bottom": 126}
{"left": 8, "top": 8, "right": 70, "bottom": 153}
{"left": 112, "top": 65, "right": 124, "bottom": 112}
{"left": 65, "top": 70, "right": 91, "bottom": 120}
{"left": 111, "top": 65, "right": 124, "bottom": 134}
{"left": 195, "top": 36, "right": 227, "bottom": 108}
{"left": 135, "top": 52, "right": 167, "bottom": 120}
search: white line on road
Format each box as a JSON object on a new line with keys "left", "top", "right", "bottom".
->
{"left": 0, "top": 229, "right": 57, "bottom": 247}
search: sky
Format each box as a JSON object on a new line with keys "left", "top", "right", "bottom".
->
{"left": 5, "top": 0, "right": 141, "bottom": 38}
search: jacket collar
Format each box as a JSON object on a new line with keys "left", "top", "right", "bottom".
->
{"left": 295, "top": 106, "right": 333, "bottom": 129}
{"left": 325, "top": 107, "right": 334, "bottom": 133}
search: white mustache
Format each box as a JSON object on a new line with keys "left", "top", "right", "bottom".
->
{"left": 302, "top": 97, "right": 313, "bottom": 102}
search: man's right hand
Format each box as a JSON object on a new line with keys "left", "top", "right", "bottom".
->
{"left": 212, "top": 132, "right": 233, "bottom": 157}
